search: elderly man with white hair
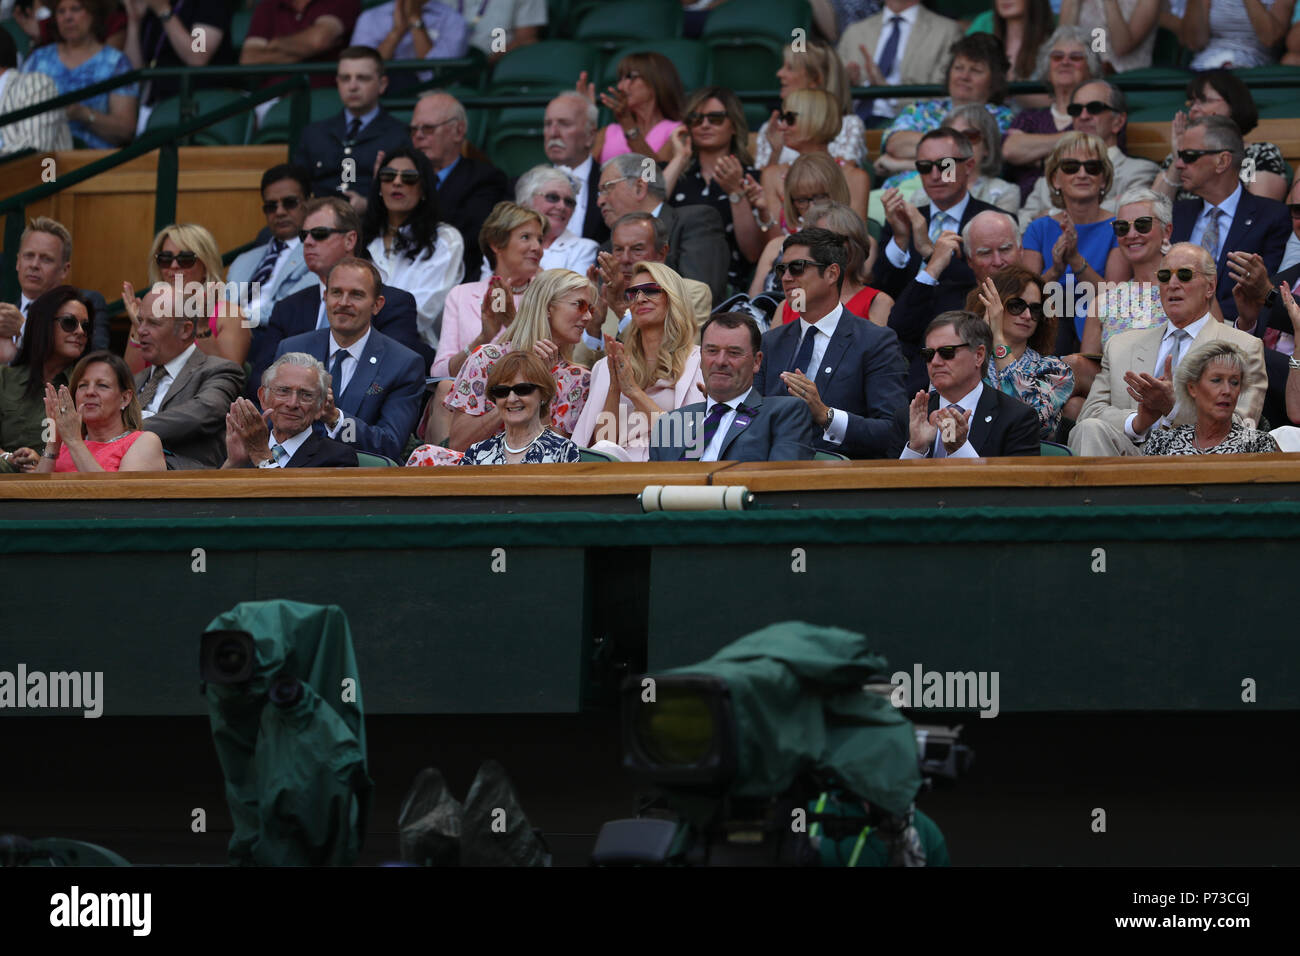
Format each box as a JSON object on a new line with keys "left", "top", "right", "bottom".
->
{"left": 488, "top": 165, "right": 598, "bottom": 275}
{"left": 1069, "top": 242, "right": 1266, "bottom": 457}
{"left": 543, "top": 90, "right": 607, "bottom": 243}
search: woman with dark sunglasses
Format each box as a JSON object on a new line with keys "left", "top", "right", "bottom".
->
{"left": 509, "top": 165, "right": 598, "bottom": 274}
{"left": 970, "top": 267, "right": 1074, "bottom": 440}
{"left": 1080, "top": 186, "right": 1173, "bottom": 353}
{"left": 362, "top": 145, "right": 465, "bottom": 354}
{"left": 457, "top": 351, "right": 579, "bottom": 465}
{"left": 0, "top": 286, "right": 90, "bottom": 472}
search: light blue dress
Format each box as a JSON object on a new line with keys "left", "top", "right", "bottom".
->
{"left": 22, "top": 43, "right": 138, "bottom": 149}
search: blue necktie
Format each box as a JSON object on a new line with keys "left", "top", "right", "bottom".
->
{"left": 329, "top": 348, "right": 349, "bottom": 395}
{"left": 1200, "top": 207, "right": 1221, "bottom": 263}
{"left": 251, "top": 238, "right": 284, "bottom": 288}
{"left": 877, "top": 15, "right": 903, "bottom": 79}
{"left": 682, "top": 401, "right": 730, "bottom": 460}
{"left": 271, "top": 442, "right": 289, "bottom": 466}
{"left": 789, "top": 325, "right": 818, "bottom": 378}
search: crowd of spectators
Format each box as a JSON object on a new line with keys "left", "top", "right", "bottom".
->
{"left": 2, "top": 0, "right": 1300, "bottom": 471}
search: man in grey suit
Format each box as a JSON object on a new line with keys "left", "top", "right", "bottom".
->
{"left": 135, "top": 285, "right": 245, "bottom": 469}
{"left": 226, "top": 164, "right": 318, "bottom": 328}
{"left": 595, "top": 153, "right": 729, "bottom": 303}
{"left": 651, "top": 312, "right": 816, "bottom": 462}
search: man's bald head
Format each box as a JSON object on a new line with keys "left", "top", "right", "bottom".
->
{"left": 410, "top": 92, "right": 467, "bottom": 170}
{"left": 963, "top": 210, "right": 1022, "bottom": 283}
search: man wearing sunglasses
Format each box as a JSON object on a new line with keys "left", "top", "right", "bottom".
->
{"left": 1170, "top": 116, "right": 1290, "bottom": 325}
{"left": 754, "top": 227, "right": 907, "bottom": 459}
{"left": 1018, "top": 82, "right": 1158, "bottom": 228}
{"left": 888, "top": 311, "right": 1039, "bottom": 459}
{"left": 227, "top": 164, "right": 318, "bottom": 328}
{"left": 293, "top": 47, "right": 412, "bottom": 211}
{"left": 1070, "top": 243, "right": 1266, "bottom": 457}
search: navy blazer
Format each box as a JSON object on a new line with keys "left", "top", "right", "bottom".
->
{"left": 648, "top": 388, "right": 816, "bottom": 461}
{"left": 275, "top": 327, "right": 424, "bottom": 461}
{"left": 437, "top": 155, "right": 510, "bottom": 283}
{"left": 247, "top": 282, "right": 423, "bottom": 400}
{"left": 286, "top": 430, "right": 359, "bottom": 468}
{"left": 754, "top": 308, "right": 908, "bottom": 459}
{"left": 1171, "top": 189, "right": 1291, "bottom": 322}
{"left": 887, "top": 384, "right": 1041, "bottom": 459}
{"left": 872, "top": 194, "right": 1002, "bottom": 299}
{"left": 294, "top": 109, "right": 411, "bottom": 201}
{"left": 578, "top": 160, "right": 610, "bottom": 244}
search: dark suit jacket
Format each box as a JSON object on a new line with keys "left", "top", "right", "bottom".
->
{"left": 578, "top": 160, "right": 610, "bottom": 244}
{"left": 247, "top": 282, "right": 423, "bottom": 400}
{"left": 437, "top": 155, "right": 509, "bottom": 283}
{"left": 887, "top": 384, "right": 1041, "bottom": 459}
{"left": 137, "top": 347, "right": 245, "bottom": 469}
{"left": 873, "top": 194, "right": 1001, "bottom": 299}
{"left": 648, "top": 388, "right": 816, "bottom": 461}
{"left": 294, "top": 109, "right": 411, "bottom": 201}
{"left": 286, "top": 430, "right": 359, "bottom": 467}
{"left": 1171, "top": 189, "right": 1291, "bottom": 322}
{"left": 754, "top": 308, "right": 908, "bottom": 459}
{"left": 275, "top": 326, "right": 423, "bottom": 461}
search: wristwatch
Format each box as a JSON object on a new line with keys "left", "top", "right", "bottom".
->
{"left": 822, "top": 408, "right": 834, "bottom": 430}
{"left": 1263, "top": 288, "right": 1280, "bottom": 310}
{"left": 624, "top": 128, "right": 640, "bottom": 140}
{"left": 1289, "top": 356, "right": 1300, "bottom": 370}
{"left": 410, "top": 17, "right": 426, "bottom": 31}
{"left": 994, "top": 344, "right": 1010, "bottom": 359}
{"left": 727, "top": 192, "right": 742, "bottom": 204}
{"left": 158, "top": 7, "right": 173, "bottom": 22}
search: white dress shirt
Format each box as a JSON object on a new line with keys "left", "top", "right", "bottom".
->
{"left": 792, "top": 302, "right": 848, "bottom": 445}
{"left": 885, "top": 191, "right": 971, "bottom": 284}
{"left": 1124, "top": 314, "right": 1210, "bottom": 440}
{"left": 1280, "top": 232, "right": 1300, "bottom": 274}
{"left": 368, "top": 222, "right": 464, "bottom": 349}
{"left": 11, "top": 292, "right": 32, "bottom": 351}
{"left": 556, "top": 155, "right": 593, "bottom": 235}
{"left": 700, "top": 389, "right": 754, "bottom": 462}
{"left": 871, "top": 5, "right": 919, "bottom": 119}
{"left": 1188, "top": 182, "right": 1241, "bottom": 257}
{"left": 326, "top": 325, "right": 372, "bottom": 402}
{"left": 900, "top": 381, "right": 983, "bottom": 459}
{"left": 258, "top": 425, "right": 313, "bottom": 468}
{"left": 141, "top": 342, "right": 197, "bottom": 418}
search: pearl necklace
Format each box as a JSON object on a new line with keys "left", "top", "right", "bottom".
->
{"left": 90, "top": 430, "right": 132, "bottom": 444}
{"left": 503, "top": 429, "right": 543, "bottom": 454}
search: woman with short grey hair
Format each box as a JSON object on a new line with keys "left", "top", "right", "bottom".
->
{"left": 1142, "top": 340, "right": 1280, "bottom": 456}
{"left": 504, "top": 164, "right": 598, "bottom": 275}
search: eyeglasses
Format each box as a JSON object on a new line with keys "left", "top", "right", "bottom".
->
{"left": 540, "top": 191, "right": 577, "bottom": 208}
{"left": 687, "top": 111, "right": 728, "bottom": 128}
{"left": 56, "top": 314, "right": 90, "bottom": 334}
{"left": 1050, "top": 50, "right": 1087, "bottom": 63}
{"left": 378, "top": 168, "right": 421, "bottom": 185}
{"left": 1176, "top": 148, "right": 1225, "bottom": 164}
{"left": 1112, "top": 216, "right": 1155, "bottom": 236}
{"left": 408, "top": 118, "right": 458, "bottom": 138}
{"left": 624, "top": 283, "right": 665, "bottom": 301}
{"left": 261, "top": 196, "right": 302, "bottom": 214}
{"left": 1005, "top": 298, "right": 1045, "bottom": 321}
{"left": 773, "top": 258, "right": 826, "bottom": 279}
{"left": 1156, "top": 267, "right": 1201, "bottom": 283}
{"left": 267, "top": 385, "right": 320, "bottom": 404}
{"left": 1289, "top": 204, "right": 1300, "bottom": 218}
{"left": 1058, "top": 159, "right": 1104, "bottom": 175}
{"left": 556, "top": 297, "right": 591, "bottom": 314}
{"left": 1066, "top": 100, "right": 1115, "bottom": 117}
{"left": 619, "top": 70, "right": 643, "bottom": 82}
{"left": 155, "top": 250, "right": 198, "bottom": 268}
{"left": 488, "top": 382, "right": 544, "bottom": 399}
{"left": 300, "top": 226, "right": 348, "bottom": 242}
{"left": 915, "top": 158, "right": 962, "bottom": 175}
{"left": 597, "top": 176, "right": 635, "bottom": 196}
{"left": 776, "top": 111, "right": 798, "bottom": 126}
{"left": 921, "top": 343, "right": 973, "bottom": 362}
{"left": 790, "top": 192, "right": 830, "bottom": 209}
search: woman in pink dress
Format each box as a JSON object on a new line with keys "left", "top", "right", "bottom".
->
{"left": 32, "top": 350, "right": 165, "bottom": 473}
{"left": 578, "top": 51, "right": 684, "bottom": 166}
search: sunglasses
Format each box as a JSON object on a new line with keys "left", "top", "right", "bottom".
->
{"left": 790, "top": 192, "right": 830, "bottom": 209}
{"left": 378, "top": 168, "right": 421, "bottom": 185}
{"left": 1156, "top": 267, "right": 1200, "bottom": 283}
{"left": 155, "top": 250, "right": 198, "bottom": 268}
{"left": 540, "top": 191, "right": 576, "bottom": 208}
{"left": 915, "top": 158, "right": 962, "bottom": 175}
{"left": 1005, "top": 298, "right": 1044, "bottom": 321}
{"left": 1289, "top": 204, "right": 1300, "bottom": 217}
{"left": 56, "top": 314, "right": 90, "bottom": 334}
{"left": 1058, "top": 159, "right": 1104, "bottom": 175}
{"left": 773, "top": 258, "right": 826, "bottom": 279}
{"left": 776, "top": 111, "right": 798, "bottom": 126}
{"left": 687, "top": 111, "right": 728, "bottom": 128}
{"left": 1177, "top": 148, "right": 1224, "bottom": 164}
{"left": 624, "top": 283, "right": 665, "bottom": 301}
{"left": 1066, "top": 100, "right": 1114, "bottom": 117}
{"left": 1112, "top": 216, "right": 1155, "bottom": 236}
{"left": 261, "top": 196, "right": 302, "bottom": 214}
{"left": 300, "top": 227, "right": 348, "bottom": 242}
{"left": 408, "top": 118, "right": 458, "bottom": 138}
{"left": 921, "top": 343, "right": 973, "bottom": 362}
{"left": 556, "top": 297, "right": 591, "bottom": 314}
{"left": 488, "top": 382, "right": 544, "bottom": 400}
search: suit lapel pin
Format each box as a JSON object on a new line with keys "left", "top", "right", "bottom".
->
{"left": 984, "top": 415, "right": 992, "bottom": 423}
{"left": 824, "top": 366, "right": 832, "bottom": 375}
{"left": 369, "top": 356, "right": 377, "bottom": 364}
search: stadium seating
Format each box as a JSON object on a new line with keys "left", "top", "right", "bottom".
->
{"left": 145, "top": 89, "right": 253, "bottom": 147}
{"left": 574, "top": 0, "right": 682, "bottom": 53}
{"left": 249, "top": 88, "right": 343, "bottom": 144}
{"left": 701, "top": 0, "right": 811, "bottom": 92}
{"left": 489, "top": 40, "right": 599, "bottom": 96}
{"left": 600, "top": 39, "right": 712, "bottom": 93}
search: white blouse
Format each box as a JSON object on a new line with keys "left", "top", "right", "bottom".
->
{"left": 367, "top": 222, "right": 465, "bottom": 350}
{"left": 478, "top": 228, "right": 599, "bottom": 278}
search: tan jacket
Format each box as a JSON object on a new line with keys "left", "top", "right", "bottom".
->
{"left": 837, "top": 6, "right": 963, "bottom": 113}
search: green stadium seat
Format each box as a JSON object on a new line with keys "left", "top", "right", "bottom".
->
{"left": 355, "top": 451, "right": 399, "bottom": 466}
{"left": 1040, "top": 441, "right": 1072, "bottom": 456}
{"left": 486, "top": 121, "right": 549, "bottom": 180}
{"left": 2, "top": 18, "right": 30, "bottom": 57}
{"left": 574, "top": 0, "right": 682, "bottom": 53}
{"left": 1149, "top": 26, "right": 1190, "bottom": 69}
{"left": 932, "top": 0, "right": 991, "bottom": 22}
{"left": 814, "top": 450, "right": 849, "bottom": 461}
{"left": 249, "top": 87, "right": 343, "bottom": 144}
{"left": 230, "top": 10, "right": 252, "bottom": 50}
{"left": 145, "top": 89, "right": 253, "bottom": 146}
{"left": 578, "top": 446, "right": 618, "bottom": 462}
{"left": 600, "top": 39, "right": 712, "bottom": 92}
{"left": 489, "top": 40, "right": 599, "bottom": 96}
{"left": 701, "top": 1, "right": 810, "bottom": 93}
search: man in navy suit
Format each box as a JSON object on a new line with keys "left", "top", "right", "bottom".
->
{"left": 651, "top": 312, "right": 815, "bottom": 461}
{"left": 1171, "top": 115, "right": 1290, "bottom": 324}
{"left": 226, "top": 164, "right": 318, "bottom": 328}
{"left": 888, "top": 311, "right": 1040, "bottom": 459}
{"left": 276, "top": 257, "right": 424, "bottom": 461}
{"left": 246, "top": 196, "right": 424, "bottom": 399}
{"left": 754, "top": 227, "right": 908, "bottom": 459}
{"left": 543, "top": 91, "right": 608, "bottom": 244}
{"left": 222, "top": 353, "right": 358, "bottom": 468}
{"left": 294, "top": 47, "right": 411, "bottom": 210}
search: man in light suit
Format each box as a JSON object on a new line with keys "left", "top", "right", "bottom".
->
{"left": 226, "top": 164, "right": 317, "bottom": 329}
{"left": 754, "top": 228, "right": 908, "bottom": 459}
{"left": 888, "top": 311, "right": 1040, "bottom": 459}
{"left": 1170, "top": 116, "right": 1290, "bottom": 324}
{"left": 651, "top": 312, "right": 815, "bottom": 462}
{"left": 544, "top": 91, "right": 608, "bottom": 244}
{"left": 276, "top": 257, "right": 424, "bottom": 461}
{"left": 134, "top": 286, "right": 246, "bottom": 470}
{"left": 574, "top": 213, "right": 711, "bottom": 368}
{"left": 222, "top": 353, "right": 358, "bottom": 469}
{"left": 1070, "top": 243, "right": 1267, "bottom": 457}
{"left": 837, "top": 0, "right": 963, "bottom": 125}
{"left": 595, "top": 153, "right": 729, "bottom": 304}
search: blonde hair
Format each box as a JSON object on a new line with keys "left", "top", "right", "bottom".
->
{"left": 784, "top": 89, "right": 841, "bottom": 147}
{"left": 783, "top": 40, "right": 852, "bottom": 115}
{"left": 147, "top": 223, "right": 224, "bottom": 286}
{"left": 503, "top": 268, "right": 594, "bottom": 358}
{"left": 479, "top": 201, "right": 547, "bottom": 270}
{"left": 1044, "top": 132, "right": 1113, "bottom": 207}
{"left": 782, "top": 152, "right": 851, "bottom": 230}
{"left": 21, "top": 216, "right": 72, "bottom": 263}
{"left": 624, "top": 261, "right": 696, "bottom": 391}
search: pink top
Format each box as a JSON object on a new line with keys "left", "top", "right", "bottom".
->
{"left": 54, "top": 430, "right": 145, "bottom": 472}
{"left": 432, "top": 279, "right": 524, "bottom": 378}
{"left": 599, "top": 119, "right": 682, "bottom": 164}
{"left": 444, "top": 341, "right": 592, "bottom": 435}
